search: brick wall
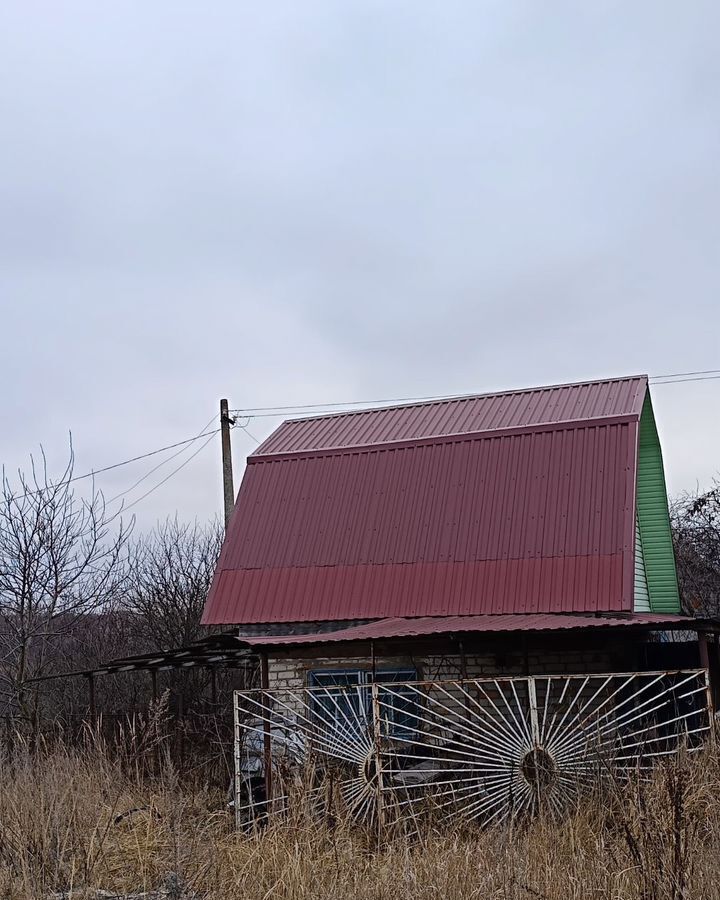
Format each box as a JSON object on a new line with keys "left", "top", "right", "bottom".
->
{"left": 267, "top": 647, "right": 614, "bottom": 691}
{"left": 267, "top": 654, "right": 417, "bottom": 692}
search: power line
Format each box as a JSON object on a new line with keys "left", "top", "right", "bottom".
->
{"left": 230, "top": 395, "right": 450, "bottom": 415}
{"left": 107, "top": 442, "right": 194, "bottom": 503}
{"left": 15, "top": 427, "right": 221, "bottom": 499}
{"left": 108, "top": 415, "right": 218, "bottom": 504}
{"left": 118, "top": 431, "right": 219, "bottom": 514}
{"left": 650, "top": 375, "right": 720, "bottom": 386}
{"left": 238, "top": 425, "right": 261, "bottom": 445}
{"left": 70, "top": 428, "right": 220, "bottom": 485}
{"left": 229, "top": 393, "right": 476, "bottom": 418}
{"left": 230, "top": 369, "right": 720, "bottom": 420}
{"left": 650, "top": 368, "right": 720, "bottom": 379}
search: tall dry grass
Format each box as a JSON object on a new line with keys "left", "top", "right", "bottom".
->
{"left": 0, "top": 734, "right": 718, "bottom": 899}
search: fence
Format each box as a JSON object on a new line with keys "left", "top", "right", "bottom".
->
{"left": 233, "top": 668, "right": 712, "bottom": 833}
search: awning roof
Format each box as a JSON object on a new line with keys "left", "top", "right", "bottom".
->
{"left": 27, "top": 633, "right": 256, "bottom": 681}
{"left": 238, "top": 612, "right": 704, "bottom": 649}
{"left": 32, "top": 614, "right": 715, "bottom": 681}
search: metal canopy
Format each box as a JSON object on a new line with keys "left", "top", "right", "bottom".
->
{"left": 30, "top": 614, "right": 719, "bottom": 684}
{"left": 237, "top": 612, "right": 709, "bottom": 650}
{"left": 27, "top": 632, "right": 257, "bottom": 683}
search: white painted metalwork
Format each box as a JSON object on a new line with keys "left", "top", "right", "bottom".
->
{"left": 233, "top": 669, "right": 711, "bottom": 832}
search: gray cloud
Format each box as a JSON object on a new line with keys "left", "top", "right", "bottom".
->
{"left": 1, "top": 1, "right": 719, "bottom": 528}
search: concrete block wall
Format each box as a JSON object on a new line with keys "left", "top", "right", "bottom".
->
{"left": 267, "top": 648, "right": 614, "bottom": 692}
{"left": 262, "top": 654, "right": 418, "bottom": 732}
{"left": 267, "top": 655, "right": 417, "bottom": 693}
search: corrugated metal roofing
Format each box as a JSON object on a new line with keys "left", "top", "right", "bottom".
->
{"left": 239, "top": 613, "right": 693, "bottom": 647}
{"left": 203, "top": 377, "right": 649, "bottom": 625}
{"left": 255, "top": 376, "right": 647, "bottom": 456}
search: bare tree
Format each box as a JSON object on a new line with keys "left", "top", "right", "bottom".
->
{"left": 123, "top": 517, "right": 223, "bottom": 651}
{"left": 0, "top": 445, "right": 131, "bottom": 729}
{"left": 671, "top": 479, "right": 720, "bottom": 616}
{"left": 49, "top": 605, "right": 153, "bottom": 724}
{"left": 121, "top": 517, "right": 224, "bottom": 717}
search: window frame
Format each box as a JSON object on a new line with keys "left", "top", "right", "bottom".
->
{"left": 308, "top": 667, "right": 418, "bottom": 740}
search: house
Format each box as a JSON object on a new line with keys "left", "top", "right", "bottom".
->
{"left": 201, "top": 374, "right": 718, "bottom": 826}
{"left": 202, "top": 374, "right": 713, "bottom": 689}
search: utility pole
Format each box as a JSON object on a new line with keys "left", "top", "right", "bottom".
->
{"left": 220, "top": 399, "right": 235, "bottom": 529}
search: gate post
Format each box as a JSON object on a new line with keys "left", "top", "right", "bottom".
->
{"left": 86, "top": 672, "right": 97, "bottom": 726}
{"left": 698, "top": 632, "right": 718, "bottom": 717}
{"left": 698, "top": 636, "right": 716, "bottom": 745}
{"left": 233, "top": 690, "right": 241, "bottom": 830}
{"left": 528, "top": 676, "right": 540, "bottom": 746}
{"left": 260, "top": 653, "right": 274, "bottom": 818}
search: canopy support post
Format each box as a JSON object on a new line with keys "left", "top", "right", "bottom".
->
{"left": 86, "top": 672, "right": 96, "bottom": 725}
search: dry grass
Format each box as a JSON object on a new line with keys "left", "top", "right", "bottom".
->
{"left": 0, "top": 738, "right": 718, "bottom": 900}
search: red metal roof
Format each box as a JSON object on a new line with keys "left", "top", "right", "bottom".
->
{"left": 203, "top": 376, "right": 647, "bottom": 626}
{"left": 255, "top": 376, "right": 647, "bottom": 456}
{"left": 239, "top": 613, "right": 692, "bottom": 647}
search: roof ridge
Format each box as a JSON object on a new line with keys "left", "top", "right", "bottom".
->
{"left": 275, "top": 374, "right": 648, "bottom": 427}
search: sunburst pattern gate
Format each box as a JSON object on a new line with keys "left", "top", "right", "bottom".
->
{"left": 233, "top": 669, "right": 711, "bottom": 831}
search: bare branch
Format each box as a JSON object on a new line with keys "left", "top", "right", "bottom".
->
{"left": 671, "top": 478, "right": 720, "bottom": 616}
{"left": 0, "top": 440, "right": 132, "bottom": 729}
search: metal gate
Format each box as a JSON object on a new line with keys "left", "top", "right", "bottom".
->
{"left": 233, "top": 669, "right": 711, "bottom": 832}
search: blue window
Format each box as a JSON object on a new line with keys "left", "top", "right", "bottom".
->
{"left": 308, "top": 669, "right": 417, "bottom": 740}
{"left": 308, "top": 670, "right": 368, "bottom": 745}
{"left": 374, "top": 669, "right": 419, "bottom": 740}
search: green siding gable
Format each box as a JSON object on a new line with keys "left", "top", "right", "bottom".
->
{"left": 633, "top": 513, "right": 650, "bottom": 612}
{"left": 635, "top": 392, "right": 681, "bottom": 613}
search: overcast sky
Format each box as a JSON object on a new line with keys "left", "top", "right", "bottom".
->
{"left": 1, "top": 1, "right": 719, "bottom": 532}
